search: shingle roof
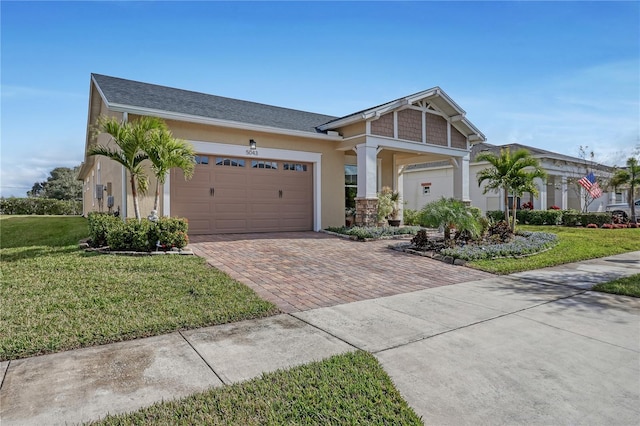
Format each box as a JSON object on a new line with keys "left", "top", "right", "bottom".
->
{"left": 406, "top": 142, "right": 614, "bottom": 172}
{"left": 92, "top": 74, "right": 338, "bottom": 134}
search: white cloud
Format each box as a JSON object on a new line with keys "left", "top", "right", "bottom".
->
{"left": 0, "top": 154, "right": 83, "bottom": 198}
{"left": 468, "top": 60, "right": 639, "bottom": 166}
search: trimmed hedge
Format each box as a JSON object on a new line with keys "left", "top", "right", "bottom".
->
{"left": 562, "top": 212, "right": 612, "bottom": 227}
{"left": 486, "top": 210, "right": 506, "bottom": 223}
{"left": 87, "top": 212, "right": 189, "bottom": 251}
{"left": 487, "top": 209, "right": 612, "bottom": 227}
{"left": 0, "top": 197, "right": 82, "bottom": 215}
{"left": 515, "top": 209, "right": 562, "bottom": 225}
{"left": 87, "top": 212, "right": 121, "bottom": 247}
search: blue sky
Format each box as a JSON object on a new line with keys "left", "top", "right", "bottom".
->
{"left": 1, "top": 1, "right": 638, "bottom": 197}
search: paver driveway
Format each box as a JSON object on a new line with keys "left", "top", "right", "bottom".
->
{"left": 189, "top": 232, "right": 493, "bottom": 313}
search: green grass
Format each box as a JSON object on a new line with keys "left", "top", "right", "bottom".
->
{"left": 1, "top": 215, "right": 89, "bottom": 248}
{"left": 592, "top": 274, "right": 640, "bottom": 298}
{"left": 468, "top": 226, "right": 640, "bottom": 274}
{"left": 0, "top": 216, "right": 278, "bottom": 361}
{"left": 91, "top": 351, "right": 422, "bottom": 425}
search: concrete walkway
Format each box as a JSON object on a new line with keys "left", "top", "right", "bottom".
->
{"left": 1, "top": 252, "right": 639, "bottom": 425}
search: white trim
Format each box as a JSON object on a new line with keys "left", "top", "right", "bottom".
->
{"left": 403, "top": 164, "right": 452, "bottom": 173}
{"left": 393, "top": 111, "right": 398, "bottom": 139}
{"left": 366, "top": 135, "right": 470, "bottom": 157}
{"left": 163, "top": 172, "right": 170, "bottom": 217}
{"left": 121, "top": 112, "right": 128, "bottom": 219}
{"left": 447, "top": 121, "right": 451, "bottom": 147}
{"left": 106, "top": 103, "right": 342, "bottom": 142}
{"left": 121, "top": 165, "right": 127, "bottom": 219}
{"left": 183, "top": 140, "right": 323, "bottom": 231}
{"left": 421, "top": 111, "right": 426, "bottom": 143}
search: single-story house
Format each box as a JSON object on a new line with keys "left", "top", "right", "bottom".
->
{"left": 403, "top": 142, "right": 623, "bottom": 214}
{"left": 79, "top": 74, "right": 485, "bottom": 233}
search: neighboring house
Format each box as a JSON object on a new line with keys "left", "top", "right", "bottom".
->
{"left": 403, "top": 142, "right": 622, "bottom": 214}
{"left": 79, "top": 74, "right": 485, "bottom": 234}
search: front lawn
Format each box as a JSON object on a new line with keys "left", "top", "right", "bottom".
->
{"left": 93, "top": 351, "right": 423, "bottom": 425}
{"left": 0, "top": 216, "right": 278, "bottom": 361}
{"left": 468, "top": 226, "right": 640, "bottom": 274}
{"left": 592, "top": 274, "right": 640, "bottom": 298}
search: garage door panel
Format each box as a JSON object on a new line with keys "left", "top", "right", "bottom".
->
{"left": 215, "top": 188, "right": 248, "bottom": 201}
{"left": 213, "top": 171, "right": 247, "bottom": 185}
{"left": 213, "top": 219, "right": 248, "bottom": 233}
{"left": 187, "top": 219, "right": 213, "bottom": 234}
{"left": 171, "top": 157, "right": 313, "bottom": 234}
{"left": 248, "top": 203, "right": 279, "bottom": 215}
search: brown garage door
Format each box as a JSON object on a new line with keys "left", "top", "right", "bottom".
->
{"left": 170, "top": 155, "right": 313, "bottom": 234}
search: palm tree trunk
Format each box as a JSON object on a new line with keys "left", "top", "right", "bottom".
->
{"left": 130, "top": 175, "right": 141, "bottom": 220}
{"left": 503, "top": 187, "right": 509, "bottom": 223}
{"left": 153, "top": 180, "right": 160, "bottom": 212}
{"left": 511, "top": 196, "right": 518, "bottom": 232}
{"left": 631, "top": 183, "right": 637, "bottom": 222}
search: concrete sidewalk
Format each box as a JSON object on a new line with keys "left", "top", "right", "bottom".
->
{"left": 1, "top": 252, "right": 639, "bottom": 425}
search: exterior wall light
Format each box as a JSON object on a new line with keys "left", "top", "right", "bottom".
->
{"left": 249, "top": 139, "right": 257, "bottom": 150}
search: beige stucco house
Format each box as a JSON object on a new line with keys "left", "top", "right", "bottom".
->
{"left": 79, "top": 74, "right": 485, "bottom": 234}
{"left": 403, "top": 142, "right": 622, "bottom": 214}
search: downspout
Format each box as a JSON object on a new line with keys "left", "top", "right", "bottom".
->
{"left": 120, "top": 112, "right": 128, "bottom": 219}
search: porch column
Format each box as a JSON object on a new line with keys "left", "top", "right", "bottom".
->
{"left": 453, "top": 153, "right": 471, "bottom": 203}
{"left": 536, "top": 177, "right": 547, "bottom": 210}
{"left": 396, "top": 162, "right": 405, "bottom": 222}
{"left": 355, "top": 143, "right": 379, "bottom": 226}
{"left": 561, "top": 176, "right": 568, "bottom": 210}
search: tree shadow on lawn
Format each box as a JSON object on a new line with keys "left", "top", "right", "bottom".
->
{"left": 0, "top": 245, "right": 84, "bottom": 262}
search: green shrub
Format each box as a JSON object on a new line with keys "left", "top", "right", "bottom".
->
{"left": 87, "top": 212, "right": 120, "bottom": 247}
{"left": 88, "top": 214, "right": 189, "bottom": 251}
{"left": 107, "top": 219, "right": 153, "bottom": 252}
{"left": 562, "top": 212, "right": 611, "bottom": 227}
{"left": 516, "top": 209, "right": 562, "bottom": 225}
{"left": 486, "top": 210, "right": 505, "bottom": 223}
{"left": 403, "top": 208, "right": 420, "bottom": 226}
{"left": 148, "top": 217, "right": 190, "bottom": 250}
{"left": 0, "top": 197, "right": 82, "bottom": 215}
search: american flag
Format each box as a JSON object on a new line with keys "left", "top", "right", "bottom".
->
{"left": 578, "top": 172, "right": 602, "bottom": 198}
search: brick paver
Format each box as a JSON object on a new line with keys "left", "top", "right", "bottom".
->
{"left": 190, "top": 232, "right": 494, "bottom": 313}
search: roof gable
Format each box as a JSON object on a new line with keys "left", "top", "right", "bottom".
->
{"left": 317, "top": 87, "right": 485, "bottom": 142}
{"left": 91, "top": 74, "right": 338, "bottom": 134}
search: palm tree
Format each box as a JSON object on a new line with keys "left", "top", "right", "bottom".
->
{"left": 145, "top": 128, "right": 196, "bottom": 212}
{"left": 476, "top": 147, "right": 546, "bottom": 231}
{"left": 418, "top": 197, "right": 481, "bottom": 243}
{"left": 610, "top": 157, "right": 640, "bottom": 221}
{"left": 89, "top": 116, "right": 166, "bottom": 220}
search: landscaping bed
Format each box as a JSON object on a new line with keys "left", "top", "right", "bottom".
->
{"left": 469, "top": 225, "right": 640, "bottom": 274}
{"left": 390, "top": 229, "right": 558, "bottom": 264}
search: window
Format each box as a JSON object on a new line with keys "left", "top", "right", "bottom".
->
{"left": 216, "top": 157, "right": 245, "bottom": 167}
{"left": 251, "top": 160, "right": 278, "bottom": 169}
{"left": 345, "top": 165, "right": 357, "bottom": 209}
{"left": 283, "top": 163, "right": 307, "bottom": 172}
{"left": 195, "top": 155, "right": 209, "bottom": 165}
